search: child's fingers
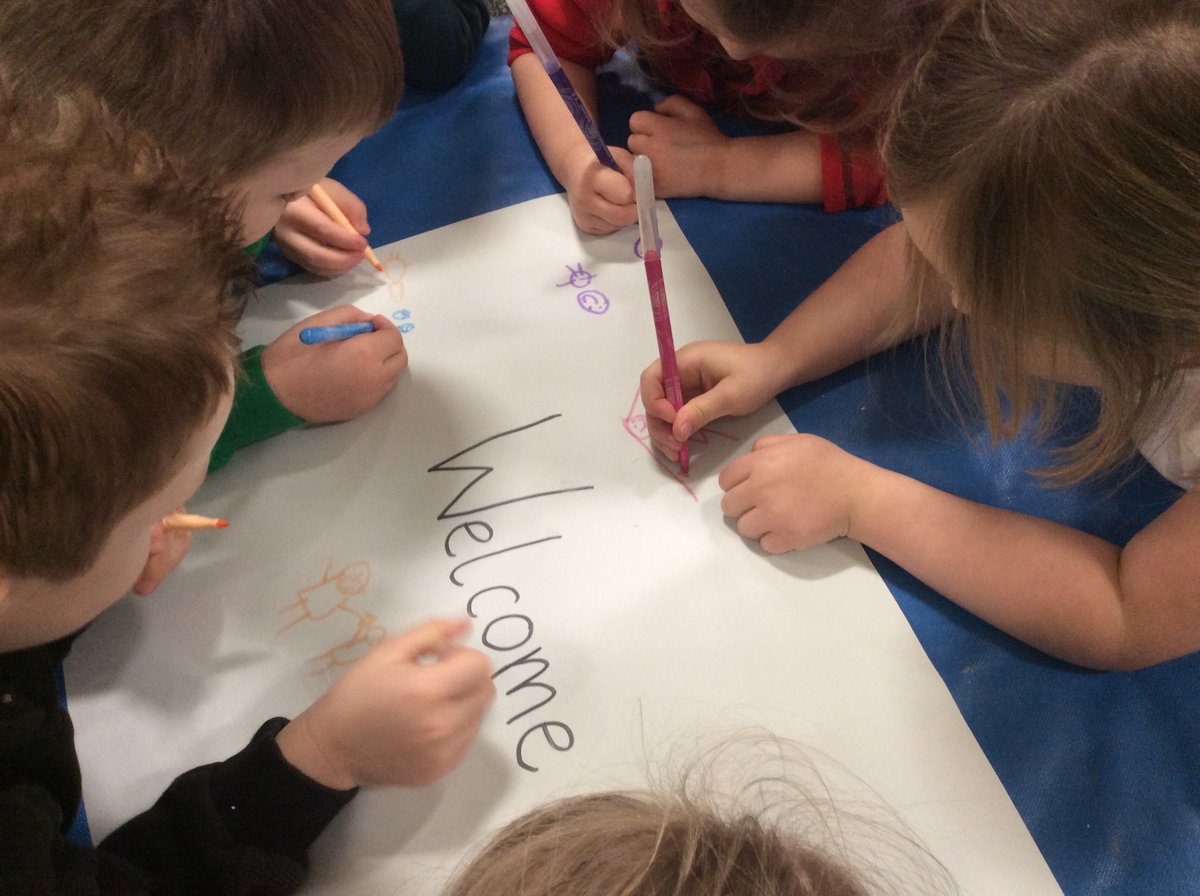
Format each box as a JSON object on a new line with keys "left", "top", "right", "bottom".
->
{"left": 386, "top": 618, "right": 472, "bottom": 662}
{"left": 352, "top": 315, "right": 408, "bottom": 372}
{"left": 425, "top": 646, "right": 497, "bottom": 701}
{"left": 673, "top": 397, "right": 710, "bottom": 441}
{"left": 291, "top": 199, "right": 369, "bottom": 251}
{"left": 654, "top": 94, "right": 705, "bottom": 119}
{"left": 317, "top": 177, "right": 371, "bottom": 235}
{"left": 595, "top": 169, "right": 635, "bottom": 207}
{"left": 717, "top": 453, "right": 753, "bottom": 494}
{"left": 628, "top": 108, "right": 662, "bottom": 136}
{"left": 287, "top": 237, "right": 368, "bottom": 277}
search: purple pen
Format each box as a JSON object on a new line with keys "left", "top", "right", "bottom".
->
{"left": 508, "top": 0, "right": 621, "bottom": 172}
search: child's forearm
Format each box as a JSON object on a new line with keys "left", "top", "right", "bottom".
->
{"left": 512, "top": 54, "right": 602, "bottom": 186}
{"left": 709, "top": 130, "right": 823, "bottom": 203}
{"left": 851, "top": 466, "right": 1200, "bottom": 669}
{"left": 763, "top": 223, "right": 953, "bottom": 390}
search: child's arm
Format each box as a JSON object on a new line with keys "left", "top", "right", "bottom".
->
{"left": 719, "top": 436, "right": 1200, "bottom": 670}
{"left": 642, "top": 223, "right": 951, "bottom": 460}
{"left": 511, "top": 53, "right": 637, "bottom": 234}
{"left": 627, "top": 97, "right": 887, "bottom": 210}
{"left": 628, "top": 96, "right": 823, "bottom": 203}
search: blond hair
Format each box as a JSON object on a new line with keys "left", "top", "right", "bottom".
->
{"left": 445, "top": 739, "right": 955, "bottom": 896}
{"left": 884, "top": 0, "right": 1200, "bottom": 482}
{"left": 0, "top": 0, "right": 403, "bottom": 179}
{"left": 0, "top": 86, "right": 249, "bottom": 579}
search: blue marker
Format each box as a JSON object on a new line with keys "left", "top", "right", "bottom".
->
{"left": 298, "top": 321, "right": 376, "bottom": 344}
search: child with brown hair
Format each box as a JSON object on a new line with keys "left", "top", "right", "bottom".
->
{"left": 509, "top": 0, "right": 948, "bottom": 233}
{"left": 0, "top": 89, "right": 495, "bottom": 894}
{"left": 0, "top": 0, "right": 410, "bottom": 483}
{"left": 640, "top": 0, "right": 1200, "bottom": 670}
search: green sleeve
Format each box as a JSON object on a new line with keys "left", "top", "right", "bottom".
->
{"left": 208, "top": 345, "right": 305, "bottom": 472}
{"left": 243, "top": 231, "right": 272, "bottom": 259}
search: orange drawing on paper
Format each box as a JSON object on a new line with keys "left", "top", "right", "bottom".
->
{"left": 279, "top": 559, "right": 388, "bottom": 672}
{"left": 386, "top": 251, "right": 409, "bottom": 303}
{"left": 306, "top": 611, "right": 388, "bottom": 674}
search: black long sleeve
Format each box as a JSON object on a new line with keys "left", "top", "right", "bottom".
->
{"left": 0, "top": 638, "right": 357, "bottom": 895}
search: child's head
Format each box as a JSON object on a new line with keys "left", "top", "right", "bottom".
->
{"left": 445, "top": 791, "right": 871, "bottom": 896}
{"left": 884, "top": 0, "right": 1200, "bottom": 481}
{"left": 0, "top": 0, "right": 404, "bottom": 243}
{"left": 445, "top": 740, "right": 955, "bottom": 896}
{"left": 607, "top": 0, "right": 948, "bottom": 132}
{"left": 0, "top": 87, "right": 249, "bottom": 649}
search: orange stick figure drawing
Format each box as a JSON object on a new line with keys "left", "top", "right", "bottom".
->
{"left": 305, "top": 612, "right": 389, "bottom": 674}
{"left": 278, "top": 559, "right": 372, "bottom": 633}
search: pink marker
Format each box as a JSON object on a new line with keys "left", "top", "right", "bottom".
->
{"left": 633, "top": 155, "right": 689, "bottom": 474}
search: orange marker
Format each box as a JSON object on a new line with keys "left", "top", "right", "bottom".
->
{"left": 161, "top": 512, "right": 229, "bottom": 531}
{"left": 308, "top": 182, "right": 385, "bottom": 273}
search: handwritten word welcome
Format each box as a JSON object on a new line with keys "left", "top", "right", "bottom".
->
{"left": 428, "top": 414, "right": 594, "bottom": 771}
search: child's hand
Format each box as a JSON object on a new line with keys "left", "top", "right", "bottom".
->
{"left": 261, "top": 306, "right": 408, "bottom": 422}
{"left": 274, "top": 178, "right": 372, "bottom": 277}
{"left": 563, "top": 142, "right": 638, "bottom": 234}
{"left": 719, "top": 434, "right": 876, "bottom": 554}
{"left": 640, "top": 340, "right": 787, "bottom": 461}
{"left": 131, "top": 512, "right": 191, "bottom": 596}
{"left": 627, "top": 97, "right": 730, "bottom": 198}
{"left": 277, "top": 618, "right": 495, "bottom": 789}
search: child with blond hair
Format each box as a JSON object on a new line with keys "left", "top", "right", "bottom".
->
{"left": 444, "top": 740, "right": 955, "bottom": 896}
{"left": 642, "top": 0, "right": 1200, "bottom": 670}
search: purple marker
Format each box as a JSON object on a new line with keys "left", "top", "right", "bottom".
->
{"left": 508, "top": 0, "right": 620, "bottom": 171}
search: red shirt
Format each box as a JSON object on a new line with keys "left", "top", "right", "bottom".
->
{"left": 508, "top": 0, "right": 887, "bottom": 212}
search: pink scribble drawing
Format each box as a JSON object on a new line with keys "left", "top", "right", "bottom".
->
{"left": 621, "top": 387, "right": 737, "bottom": 501}
{"left": 279, "top": 560, "right": 389, "bottom": 673}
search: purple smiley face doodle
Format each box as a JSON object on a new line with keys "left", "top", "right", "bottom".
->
{"left": 577, "top": 290, "right": 610, "bottom": 315}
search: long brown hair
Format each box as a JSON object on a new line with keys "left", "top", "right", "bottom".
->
{"left": 600, "top": 0, "right": 949, "bottom": 138}
{"left": 0, "top": 86, "right": 249, "bottom": 579}
{"left": 0, "top": 0, "right": 403, "bottom": 180}
{"left": 885, "top": 0, "right": 1200, "bottom": 483}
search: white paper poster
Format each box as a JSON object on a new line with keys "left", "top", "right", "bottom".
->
{"left": 67, "top": 195, "right": 1061, "bottom": 896}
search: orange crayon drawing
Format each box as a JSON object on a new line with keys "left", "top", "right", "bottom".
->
{"left": 279, "top": 560, "right": 389, "bottom": 672}
{"left": 386, "top": 251, "right": 409, "bottom": 302}
{"left": 306, "top": 612, "right": 388, "bottom": 675}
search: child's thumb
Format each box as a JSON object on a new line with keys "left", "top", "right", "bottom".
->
{"left": 674, "top": 396, "right": 717, "bottom": 442}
